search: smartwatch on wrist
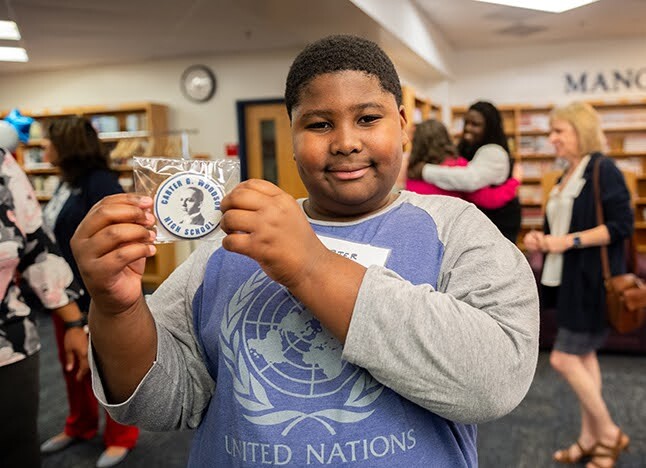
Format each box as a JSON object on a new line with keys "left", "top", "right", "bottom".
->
{"left": 572, "top": 235, "right": 583, "bottom": 249}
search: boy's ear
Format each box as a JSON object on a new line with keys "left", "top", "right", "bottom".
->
{"left": 399, "top": 105, "right": 410, "bottom": 146}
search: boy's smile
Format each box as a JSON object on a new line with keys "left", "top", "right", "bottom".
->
{"left": 291, "top": 70, "right": 408, "bottom": 220}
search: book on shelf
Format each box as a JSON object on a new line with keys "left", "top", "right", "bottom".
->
{"left": 518, "top": 160, "right": 560, "bottom": 178}
{"left": 599, "top": 109, "right": 646, "bottom": 129}
{"left": 451, "top": 117, "right": 463, "bottom": 134}
{"left": 518, "top": 113, "right": 550, "bottom": 132}
{"left": 22, "top": 146, "right": 50, "bottom": 169}
{"left": 518, "top": 135, "right": 554, "bottom": 155}
{"left": 622, "top": 134, "right": 646, "bottom": 153}
{"left": 518, "top": 185, "right": 543, "bottom": 205}
{"left": 521, "top": 207, "right": 543, "bottom": 227}
{"left": 614, "top": 157, "right": 642, "bottom": 175}
{"left": 28, "top": 174, "right": 59, "bottom": 197}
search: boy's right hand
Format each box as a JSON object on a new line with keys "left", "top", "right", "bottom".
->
{"left": 71, "top": 194, "right": 157, "bottom": 316}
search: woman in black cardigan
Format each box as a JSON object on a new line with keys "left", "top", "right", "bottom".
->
{"left": 524, "top": 102, "right": 632, "bottom": 468}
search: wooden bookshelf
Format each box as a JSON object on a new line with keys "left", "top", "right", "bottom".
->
{"left": 2, "top": 102, "right": 174, "bottom": 288}
{"left": 402, "top": 85, "right": 441, "bottom": 151}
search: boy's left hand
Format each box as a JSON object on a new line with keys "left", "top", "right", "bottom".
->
{"left": 220, "top": 179, "right": 328, "bottom": 289}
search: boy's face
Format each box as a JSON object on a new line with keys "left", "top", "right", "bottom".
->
{"left": 291, "top": 70, "right": 408, "bottom": 219}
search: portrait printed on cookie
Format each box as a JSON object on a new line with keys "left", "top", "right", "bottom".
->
{"left": 154, "top": 172, "right": 224, "bottom": 239}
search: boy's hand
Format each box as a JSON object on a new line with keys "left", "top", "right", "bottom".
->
{"left": 220, "top": 179, "right": 328, "bottom": 289}
{"left": 71, "top": 194, "right": 157, "bottom": 316}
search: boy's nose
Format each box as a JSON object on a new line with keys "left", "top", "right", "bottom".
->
{"left": 330, "top": 126, "right": 362, "bottom": 156}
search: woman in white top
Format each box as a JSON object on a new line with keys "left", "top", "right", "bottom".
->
{"left": 524, "top": 102, "right": 632, "bottom": 468}
{"left": 408, "top": 101, "right": 521, "bottom": 242}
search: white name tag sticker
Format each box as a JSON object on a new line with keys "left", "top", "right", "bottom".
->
{"left": 317, "top": 234, "right": 390, "bottom": 268}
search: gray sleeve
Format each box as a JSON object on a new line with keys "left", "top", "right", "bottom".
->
{"left": 90, "top": 240, "right": 218, "bottom": 431}
{"left": 421, "top": 144, "right": 510, "bottom": 191}
{"left": 342, "top": 198, "right": 539, "bottom": 424}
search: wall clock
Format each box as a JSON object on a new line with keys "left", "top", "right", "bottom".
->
{"left": 180, "top": 65, "right": 216, "bottom": 103}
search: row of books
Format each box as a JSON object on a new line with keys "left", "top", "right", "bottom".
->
{"left": 599, "top": 109, "right": 646, "bottom": 129}
{"left": 518, "top": 185, "right": 544, "bottom": 205}
{"left": 90, "top": 113, "right": 147, "bottom": 133}
{"left": 28, "top": 175, "right": 59, "bottom": 197}
{"left": 521, "top": 207, "right": 543, "bottom": 227}
{"left": 517, "top": 160, "right": 560, "bottom": 178}
{"left": 518, "top": 135, "right": 554, "bottom": 155}
{"left": 28, "top": 173, "right": 134, "bottom": 199}
{"left": 518, "top": 113, "right": 550, "bottom": 132}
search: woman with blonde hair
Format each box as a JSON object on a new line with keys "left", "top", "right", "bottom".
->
{"left": 524, "top": 101, "right": 632, "bottom": 468}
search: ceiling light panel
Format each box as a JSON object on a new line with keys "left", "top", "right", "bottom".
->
{"left": 0, "top": 20, "right": 21, "bottom": 40}
{"left": 0, "top": 47, "right": 28, "bottom": 62}
{"left": 474, "top": 0, "right": 600, "bottom": 13}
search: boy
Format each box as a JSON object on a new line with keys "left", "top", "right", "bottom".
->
{"left": 73, "top": 35, "right": 539, "bottom": 467}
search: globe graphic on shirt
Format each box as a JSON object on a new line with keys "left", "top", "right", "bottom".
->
{"left": 242, "top": 288, "right": 360, "bottom": 398}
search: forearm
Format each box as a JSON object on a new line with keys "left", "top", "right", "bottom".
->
{"left": 53, "top": 301, "right": 84, "bottom": 322}
{"left": 343, "top": 265, "right": 539, "bottom": 424}
{"left": 89, "top": 294, "right": 158, "bottom": 403}
{"left": 564, "top": 225, "right": 611, "bottom": 249}
{"left": 421, "top": 146, "right": 509, "bottom": 191}
{"left": 290, "top": 250, "right": 366, "bottom": 343}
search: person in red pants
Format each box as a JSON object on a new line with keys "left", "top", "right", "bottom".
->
{"left": 42, "top": 314, "right": 139, "bottom": 466}
{"left": 39, "top": 117, "right": 139, "bottom": 467}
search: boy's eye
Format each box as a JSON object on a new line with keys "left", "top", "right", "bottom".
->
{"left": 305, "top": 121, "right": 331, "bottom": 130}
{"left": 359, "top": 115, "right": 381, "bottom": 124}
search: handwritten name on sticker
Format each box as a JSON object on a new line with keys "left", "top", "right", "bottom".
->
{"left": 317, "top": 235, "right": 390, "bottom": 268}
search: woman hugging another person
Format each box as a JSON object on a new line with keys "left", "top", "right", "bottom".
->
{"left": 408, "top": 102, "right": 522, "bottom": 243}
{"left": 406, "top": 119, "right": 519, "bottom": 211}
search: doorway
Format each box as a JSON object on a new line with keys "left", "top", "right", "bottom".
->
{"left": 237, "top": 100, "right": 307, "bottom": 199}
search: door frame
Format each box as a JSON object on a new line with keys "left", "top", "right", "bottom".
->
{"left": 235, "top": 98, "right": 286, "bottom": 181}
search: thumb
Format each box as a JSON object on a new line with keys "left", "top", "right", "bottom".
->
{"left": 65, "top": 350, "right": 75, "bottom": 372}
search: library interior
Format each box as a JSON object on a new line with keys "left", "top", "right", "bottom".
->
{"left": 1, "top": 1, "right": 645, "bottom": 467}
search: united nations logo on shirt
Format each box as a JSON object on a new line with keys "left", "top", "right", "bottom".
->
{"left": 220, "top": 270, "right": 384, "bottom": 436}
{"left": 154, "top": 172, "right": 224, "bottom": 239}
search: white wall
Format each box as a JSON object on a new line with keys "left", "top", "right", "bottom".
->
{"left": 446, "top": 37, "right": 646, "bottom": 109}
{"left": 0, "top": 49, "right": 298, "bottom": 157}
{"left": 2, "top": 36, "right": 645, "bottom": 151}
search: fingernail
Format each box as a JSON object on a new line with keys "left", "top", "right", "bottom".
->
{"left": 129, "top": 194, "right": 152, "bottom": 205}
{"left": 145, "top": 212, "right": 155, "bottom": 224}
{"left": 149, "top": 230, "right": 156, "bottom": 241}
{"left": 148, "top": 244, "right": 157, "bottom": 255}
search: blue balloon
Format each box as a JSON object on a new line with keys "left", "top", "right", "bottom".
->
{"left": 4, "top": 108, "right": 34, "bottom": 144}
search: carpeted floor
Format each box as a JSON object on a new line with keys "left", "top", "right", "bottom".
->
{"left": 36, "top": 311, "right": 645, "bottom": 467}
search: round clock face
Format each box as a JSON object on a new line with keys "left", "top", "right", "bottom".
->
{"left": 181, "top": 65, "right": 216, "bottom": 103}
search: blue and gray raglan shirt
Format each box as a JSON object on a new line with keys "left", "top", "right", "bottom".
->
{"left": 91, "top": 191, "right": 539, "bottom": 467}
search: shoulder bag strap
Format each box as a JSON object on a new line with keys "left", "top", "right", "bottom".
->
{"left": 593, "top": 157, "right": 612, "bottom": 281}
{"left": 594, "top": 156, "right": 638, "bottom": 277}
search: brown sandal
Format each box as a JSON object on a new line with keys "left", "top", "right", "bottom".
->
{"left": 553, "top": 439, "right": 595, "bottom": 464}
{"left": 586, "top": 430, "right": 630, "bottom": 468}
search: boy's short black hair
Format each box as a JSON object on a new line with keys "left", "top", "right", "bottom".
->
{"left": 285, "top": 34, "right": 402, "bottom": 119}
